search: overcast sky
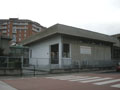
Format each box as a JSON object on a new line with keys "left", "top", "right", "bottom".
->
{"left": 1, "top": 0, "right": 120, "bottom": 35}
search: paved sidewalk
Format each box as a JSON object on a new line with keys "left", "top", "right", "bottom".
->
{"left": 0, "top": 81, "right": 17, "bottom": 90}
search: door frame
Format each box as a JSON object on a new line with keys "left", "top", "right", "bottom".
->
{"left": 49, "top": 43, "right": 59, "bottom": 65}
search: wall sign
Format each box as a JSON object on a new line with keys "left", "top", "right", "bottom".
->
{"left": 80, "top": 46, "right": 91, "bottom": 54}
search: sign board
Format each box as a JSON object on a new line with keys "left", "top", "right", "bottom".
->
{"left": 80, "top": 46, "right": 91, "bottom": 54}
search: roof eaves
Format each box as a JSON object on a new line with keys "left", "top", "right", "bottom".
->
{"left": 56, "top": 24, "right": 116, "bottom": 43}
{"left": 22, "top": 24, "right": 59, "bottom": 45}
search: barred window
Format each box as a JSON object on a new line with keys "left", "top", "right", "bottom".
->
{"left": 63, "top": 44, "right": 70, "bottom": 58}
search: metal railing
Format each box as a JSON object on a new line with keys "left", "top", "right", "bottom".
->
{"left": 0, "top": 57, "right": 49, "bottom": 76}
{"left": 0, "top": 56, "right": 28, "bottom": 68}
{"left": 0, "top": 57, "right": 118, "bottom": 75}
{"left": 62, "top": 58, "right": 116, "bottom": 69}
{"left": 29, "top": 58, "right": 116, "bottom": 70}
{"left": 29, "top": 58, "right": 50, "bottom": 71}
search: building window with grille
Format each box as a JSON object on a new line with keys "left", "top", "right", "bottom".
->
{"left": 63, "top": 44, "right": 70, "bottom": 58}
{"left": 8, "top": 29, "right": 9, "bottom": 32}
{"left": 12, "top": 34, "right": 16, "bottom": 42}
{"left": 19, "top": 38, "right": 21, "bottom": 41}
{"left": 24, "top": 34, "right": 26, "bottom": 37}
{"left": 24, "top": 30, "right": 27, "bottom": 33}
{"left": 8, "top": 33, "right": 10, "bottom": 37}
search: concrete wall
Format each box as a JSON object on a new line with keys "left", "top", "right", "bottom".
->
{"left": 63, "top": 36, "right": 111, "bottom": 62}
{"left": 29, "top": 35, "right": 62, "bottom": 68}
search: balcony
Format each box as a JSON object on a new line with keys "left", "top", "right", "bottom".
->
{"left": 32, "top": 27, "right": 39, "bottom": 32}
{"left": 0, "top": 27, "right": 7, "bottom": 30}
{"left": 13, "top": 23, "right": 28, "bottom": 26}
{"left": 2, "top": 22, "right": 8, "bottom": 25}
{"left": 32, "top": 24, "right": 41, "bottom": 30}
{"left": 2, "top": 30, "right": 7, "bottom": 33}
{"left": 16, "top": 27, "right": 28, "bottom": 30}
{"left": 12, "top": 29, "right": 17, "bottom": 33}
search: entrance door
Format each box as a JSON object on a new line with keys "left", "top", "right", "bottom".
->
{"left": 50, "top": 44, "right": 59, "bottom": 64}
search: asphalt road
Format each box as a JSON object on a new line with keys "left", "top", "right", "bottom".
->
{"left": 0, "top": 71, "right": 120, "bottom": 90}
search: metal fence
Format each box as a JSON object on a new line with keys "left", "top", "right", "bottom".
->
{"left": 0, "top": 57, "right": 49, "bottom": 76}
{"left": 29, "top": 58, "right": 117, "bottom": 70}
{"left": 0, "top": 66, "right": 49, "bottom": 76}
{"left": 29, "top": 58, "right": 50, "bottom": 71}
{"left": 0, "top": 56, "right": 118, "bottom": 75}
{"left": 56, "top": 58, "right": 116, "bottom": 70}
{"left": 0, "top": 56, "right": 29, "bottom": 68}
{"left": 69, "top": 59, "right": 115, "bottom": 69}
{"left": 0, "top": 56, "right": 21, "bottom": 68}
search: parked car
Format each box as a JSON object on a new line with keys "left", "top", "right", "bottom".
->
{"left": 116, "top": 62, "right": 120, "bottom": 72}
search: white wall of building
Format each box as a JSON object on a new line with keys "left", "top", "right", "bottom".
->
{"left": 29, "top": 35, "right": 62, "bottom": 68}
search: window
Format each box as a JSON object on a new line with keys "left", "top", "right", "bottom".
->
{"left": 19, "top": 33, "right": 21, "bottom": 38}
{"left": 24, "top": 34, "right": 26, "bottom": 37}
{"left": 51, "top": 44, "right": 59, "bottom": 64}
{"left": 112, "top": 47, "right": 120, "bottom": 59}
{"left": 63, "top": 44, "right": 70, "bottom": 58}
{"left": 2, "top": 30, "right": 7, "bottom": 33}
{"left": 8, "top": 33, "right": 9, "bottom": 37}
{"left": 30, "top": 50, "right": 32, "bottom": 58}
{"left": 8, "top": 29, "right": 9, "bottom": 32}
{"left": 24, "top": 30, "right": 26, "bottom": 33}
{"left": 12, "top": 28, "right": 16, "bottom": 33}
{"left": 12, "top": 34, "right": 16, "bottom": 41}
{"left": 19, "top": 38, "right": 21, "bottom": 41}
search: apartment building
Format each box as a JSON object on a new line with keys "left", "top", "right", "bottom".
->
{"left": 0, "top": 18, "right": 46, "bottom": 44}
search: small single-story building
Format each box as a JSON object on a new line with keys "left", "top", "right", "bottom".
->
{"left": 21, "top": 24, "right": 119, "bottom": 70}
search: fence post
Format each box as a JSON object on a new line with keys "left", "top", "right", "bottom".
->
{"left": 34, "top": 65, "right": 35, "bottom": 77}
{"left": 20, "top": 56, "right": 24, "bottom": 76}
{"left": 21, "top": 56, "right": 24, "bottom": 68}
{"left": 49, "top": 58, "right": 51, "bottom": 73}
{"left": 6, "top": 57, "right": 9, "bottom": 68}
{"left": 4, "top": 68, "right": 7, "bottom": 76}
{"left": 20, "top": 68, "right": 23, "bottom": 76}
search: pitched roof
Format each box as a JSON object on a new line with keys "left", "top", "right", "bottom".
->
{"left": 21, "top": 24, "right": 118, "bottom": 45}
{"left": 112, "top": 34, "right": 120, "bottom": 38}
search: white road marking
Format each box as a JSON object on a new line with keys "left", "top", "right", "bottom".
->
{"left": 111, "top": 84, "right": 120, "bottom": 88}
{"left": 46, "top": 75, "right": 89, "bottom": 80}
{"left": 94, "top": 79, "right": 120, "bottom": 85}
{"left": 46, "top": 75, "right": 73, "bottom": 78}
{"left": 80, "top": 78, "right": 112, "bottom": 83}
{"left": 69, "top": 77, "right": 100, "bottom": 81}
{"left": 46, "top": 75, "right": 74, "bottom": 79}
{"left": 50, "top": 76, "right": 78, "bottom": 79}
{"left": 58, "top": 76, "right": 90, "bottom": 80}
{"left": 46, "top": 75, "right": 120, "bottom": 89}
